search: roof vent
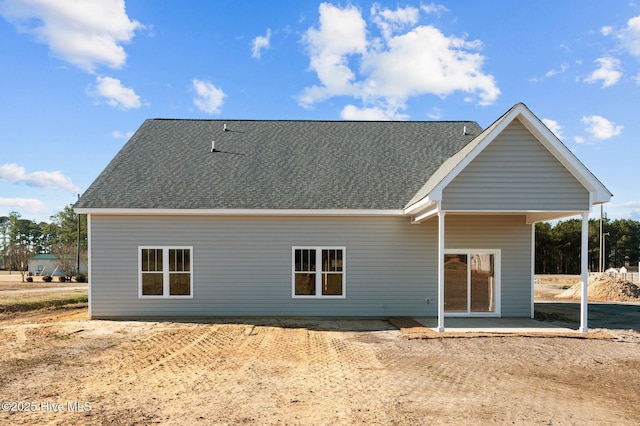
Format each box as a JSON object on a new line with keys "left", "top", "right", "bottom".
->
{"left": 463, "top": 125, "right": 469, "bottom": 136}
{"left": 211, "top": 140, "right": 216, "bottom": 152}
{"left": 223, "top": 123, "right": 229, "bottom": 132}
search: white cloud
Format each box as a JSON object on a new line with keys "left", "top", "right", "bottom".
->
{"left": 618, "top": 15, "right": 640, "bottom": 57}
{"left": 192, "top": 79, "right": 226, "bottom": 114}
{"left": 542, "top": 118, "right": 564, "bottom": 140}
{"left": 582, "top": 115, "right": 623, "bottom": 140}
{"left": 545, "top": 63, "right": 569, "bottom": 78}
{"left": 622, "top": 201, "right": 640, "bottom": 220}
{"left": 584, "top": 57, "right": 622, "bottom": 87}
{"left": 299, "top": 3, "right": 499, "bottom": 118}
{"left": 0, "top": 163, "right": 80, "bottom": 193}
{"left": 251, "top": 28, "right": 271, "bottom": 59}
{"left": 300, "top": 3, "right": 367, "bottom": 106}
{"left": 0, "top": 198, "right": 47, "bottom": 218}
{"left": 421, "top": 3, "right": 449, "bottom": 16}
{"left": 360, "top": 26, "right": 499, "bottom": 105}
{"left": 600, "top": 26, "right": 613, "bottom": 36}
{"left": 112, "top": 130, "right": 134, "bottom": 140}
{"left": 371, "top": 3, "right": 419, "bottom": 40}
{"left": 341, "top": 104, "right": 408, "bottom": 120}
{"left": 0, "top": 0, "right": 142, "bottom": 73}
{"left": 574, "top": 136, "right": 586, "bottom": 144}
{"left": 530, "top": 63, "right": 569, "bottom": 82}
{"left": 427, "top": 107, "right": 443, "bottom": 120}
{"left": 92, "top": 76, "right": 141, "bottom": 110}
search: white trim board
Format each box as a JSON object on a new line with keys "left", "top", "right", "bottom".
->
{"left": 75, "top": 208, "right": 404, "bottom": 217}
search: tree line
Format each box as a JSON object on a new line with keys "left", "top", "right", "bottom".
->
{"left": 536, "top": 218, "right": 640, "bottom": 274}
{"left": 0, "top": 205, "right": 87, "bottom": 281}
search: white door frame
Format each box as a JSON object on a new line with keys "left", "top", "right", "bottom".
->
{"left": 444, "top": 249, "right": 501, "bottom": 317}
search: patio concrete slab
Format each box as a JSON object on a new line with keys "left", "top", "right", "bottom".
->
{"left": 413, "top": 317, "right": 577, "bottom": 334}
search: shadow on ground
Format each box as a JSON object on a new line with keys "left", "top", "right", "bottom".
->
{"left": 93, "top": 316, "right": 399, "bottom": 332}
{"left": 535, "top": 302, "right": 640, "bottom": 333}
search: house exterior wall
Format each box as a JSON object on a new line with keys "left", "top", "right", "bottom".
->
{"left": 89, "top": 214, "right": 532, "bottom": 318}
{"left": 444, "top": 215, "right": 532, "bottom": 316}
{"left": 442, "top": 119, "right": 590, "bottom": 212}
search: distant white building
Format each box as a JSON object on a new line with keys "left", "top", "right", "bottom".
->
{"left": 28, "top": 254, "right": 87, "bottom": 276}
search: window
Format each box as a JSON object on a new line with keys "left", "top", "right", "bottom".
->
{"left": 293, "top": 247, "right": 345, "bottom": 298}
{"left": 139, "top": 247, "right": 192, "bottom": 298}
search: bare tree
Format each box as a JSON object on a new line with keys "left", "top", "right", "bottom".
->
{"left": 51, "top": 243, "right": 77, "bottom": 280}
{"left": 9, "top": 243, "right": 33, "bottom": 282}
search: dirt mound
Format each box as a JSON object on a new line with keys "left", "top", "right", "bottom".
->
{"left": 557, "top": 275, "right": 640, "bottom": 302}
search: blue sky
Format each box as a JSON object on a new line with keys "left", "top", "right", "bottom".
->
{"left": 1, "top": 0, "right": 639, "bottom": 222}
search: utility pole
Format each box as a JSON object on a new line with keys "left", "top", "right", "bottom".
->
{"left": 599, "top": 204, "right": 603, "bottom": 273}
{"left": 76, "top": 194, "right": 80, "bottom": 277}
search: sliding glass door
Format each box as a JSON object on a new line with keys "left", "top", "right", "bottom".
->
{"left": 444, "top": 251, "right": 499, "bottom": 315}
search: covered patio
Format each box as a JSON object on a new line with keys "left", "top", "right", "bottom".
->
{"left": 403, "top": 104, "right": 612, "bottom": 333}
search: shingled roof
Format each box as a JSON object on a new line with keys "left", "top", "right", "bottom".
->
{"left": 75, "top": 119, "right": 481, "bottom": 210}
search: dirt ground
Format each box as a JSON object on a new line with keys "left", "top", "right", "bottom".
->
{"left": 0, "top": 305, "right": 638, "bottom": 425}
{"left": 557, "top": 275, "right": 640, "bottom": 302}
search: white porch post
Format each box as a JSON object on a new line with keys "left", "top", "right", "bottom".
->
{"left": 86, "top": 214, "right": 92, "bottom": 319}
{"left": 437, "top": 209, "right": 445, "bottom": 332}
{"left": 579, "top": 212, "right": 589, "bottom": 333}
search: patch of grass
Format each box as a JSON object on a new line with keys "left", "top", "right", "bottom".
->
{"left": 0, "top": 295, "right": 88, "bottom": 313}
{"left": 53, "top": 334, "right": 72, "bottom": 340}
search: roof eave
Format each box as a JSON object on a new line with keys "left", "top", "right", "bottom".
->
{"left": 74, "top": 208, "right": 406, "bottom": 217}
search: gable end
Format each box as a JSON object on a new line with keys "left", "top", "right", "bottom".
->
{"left": 442, "top": 119, "right": 590, "bottom": 211}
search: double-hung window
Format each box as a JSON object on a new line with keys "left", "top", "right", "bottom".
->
{"left": 139, "top": 246, "right": 193, "bottom": 298}
{"left": 293, "top": 247, "right": 345, "bottom": 298}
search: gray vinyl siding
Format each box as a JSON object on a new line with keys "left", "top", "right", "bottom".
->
{"left": 442, "top": 119, "right": 590, "bottom": 212}
{"left": 443, "top": 215, "right": 532, "bottom": 317}
{"left": 89, "top": 214, "right": 532, "bottom": 318}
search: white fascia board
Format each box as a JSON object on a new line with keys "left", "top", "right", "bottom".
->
{"left": 413, "top": 209, "right": 588, "bottom": 224}
{"left": 525, "top": 211, "right": 588, "bottom": 224}
{"left": 403, "top": 196, "right": 437, "bottom": 215}
{"left": 411, "top": 206, "right": 440, "bottom": 223}
{"left": 73, "top": 208, "right": 405, "bottom": 217}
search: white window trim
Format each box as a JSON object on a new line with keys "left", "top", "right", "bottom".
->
{"left": 444, "top": 249, "right": 501, "bottom": 317}
{"left": 292, "top": 246, "right": 346, "bottom": 299}
{"left": 138, "top": 246, "right": 193, "bottom": 299}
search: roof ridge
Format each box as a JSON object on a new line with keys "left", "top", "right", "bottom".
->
{"left": 149, "top": 118, "right": 479, "bottom": 124}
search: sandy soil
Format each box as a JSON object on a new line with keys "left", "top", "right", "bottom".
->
{"left": 1, "top": 275, "right": 638, "bottom": 424}
{"left": 557, "top": 275, "right": 640, "bottom": 302}
{"left": 1, "top": 306, "right": 639, "bottom": 425}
